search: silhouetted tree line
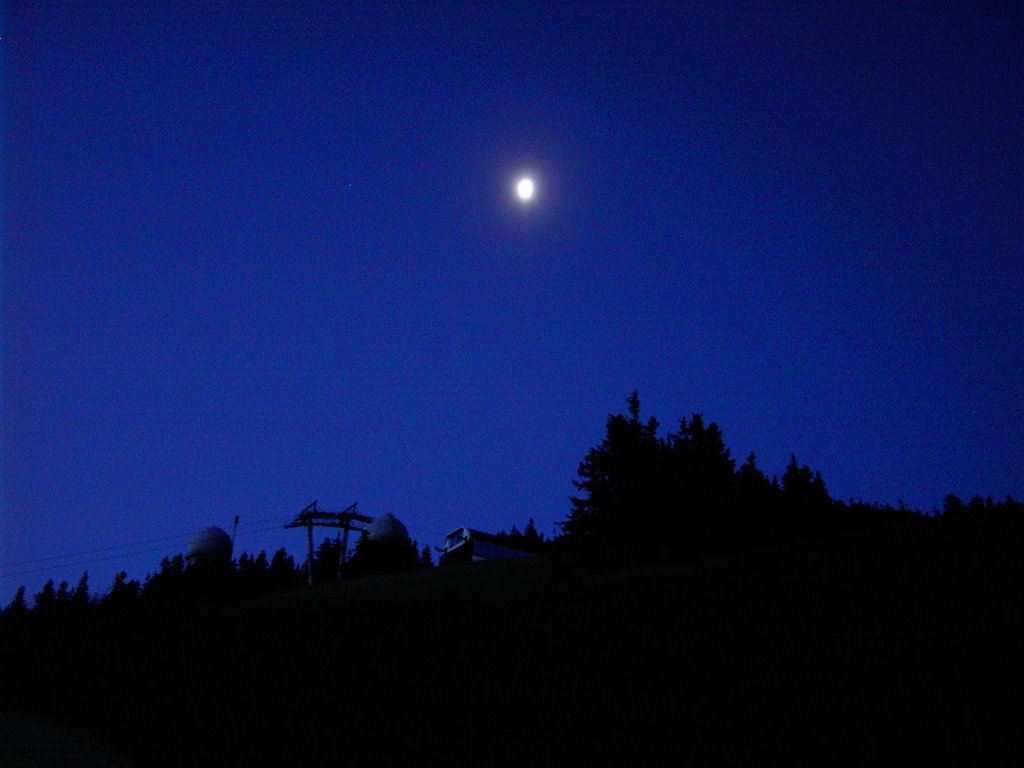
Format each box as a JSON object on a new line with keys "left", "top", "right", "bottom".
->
{"left": 1, "top": 572, "right": 92, "bottom": 620}
{"left": 4, "top": 394, "right": 1021, "bottom": 617}
{"left": 556, "top": 393, "right": 1022, "bottom": 562}
{"left": 303, "top": 530, "right": 428, "bottom": 581}
{"left": 139, "top": 547, "right": 303, "bottom": 605}
{"left": 494, "top": 518, "right": 548, "bottom": 553}
{"left": 938, "top": 491, "right": 1024, "bottom": 521}
{"left": 2, "top": 532, "right": 435, "bottom": 624}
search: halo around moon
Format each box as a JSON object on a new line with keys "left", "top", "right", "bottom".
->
{"left": 516, "top": 177, "right": 535, "bottom": 202}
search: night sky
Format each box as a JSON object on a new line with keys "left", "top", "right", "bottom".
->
{"left": 3, "top": 1, "right": 1022, "bottom": 598}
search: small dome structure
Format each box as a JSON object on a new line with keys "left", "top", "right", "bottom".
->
{"left": 365, "top": 513, "right": 410, "bottom": 544}
{"left": 186, "top": 526, "right": 233, "bottom": 566}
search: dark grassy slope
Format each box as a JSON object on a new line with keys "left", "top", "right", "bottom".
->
{"left": 4, "top": 516, "right": 1023, "bottom": 766}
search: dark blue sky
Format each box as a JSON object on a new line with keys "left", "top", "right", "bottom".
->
{"left": 3, "top": 1, "right": 1022, "bottom": 597}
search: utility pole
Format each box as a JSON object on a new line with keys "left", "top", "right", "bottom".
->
{"left": 284, "top": 500, "right": 372, "bottom": 586}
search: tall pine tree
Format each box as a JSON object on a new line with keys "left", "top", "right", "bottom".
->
{"left": 562, "top": 393, "right": 664, "bottom": 556}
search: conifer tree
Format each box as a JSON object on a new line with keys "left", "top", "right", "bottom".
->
{"left": 562, "top": 392, "right": 664, "bottom": 555}
{"left": 72, "top": 572, "right": 91, "bottom": 609}
{"left": 942, "top": 493, "right": 965, "bottom": 517}
{"left": 236, "top": 550, "right": 271, "bottom": 596}
{"left": 781, "top": 454, "right": 833, "bottom": 531}
{"left": 522, "top": 518, "right": 546, "bottom": 552}
{"left": 269, "top": 548, "right": 300, "bottom": 590}
{"left": 737, "top": 453, "right": 773, "bottom": 501}
{"left": 104, "top": 571, "right": 141, "bottom": 608}
{"left": 735, "top": 453, "right": 778, "bottom": 544}
{"left": 142, "top": 555, "right": 187, "bottom": 603}
{"left": 662, "top": 413, "right": 738, "bottom": 554}
{"left": 344, "top": 530, "right": 419, "bottom": 577}
{"left": 34, "top": 579, "right": 57, "bottom": 611}
{"left": 311, "top": 537, "right": 343, "bottom": 583}
{"left": 6, "top": 585, "right": 28, "bottom": 615}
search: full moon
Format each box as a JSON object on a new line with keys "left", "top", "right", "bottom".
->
{"left": 516, "top": 177, "right": 535, "bottom": 202}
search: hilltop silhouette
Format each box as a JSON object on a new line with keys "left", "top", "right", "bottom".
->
{"left": 2, "top": 393, "right": 1021, "bottom": 765}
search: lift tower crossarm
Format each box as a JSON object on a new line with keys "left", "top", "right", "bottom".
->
{"left": 285, "top": 500, "right": 372, "bottom": 586}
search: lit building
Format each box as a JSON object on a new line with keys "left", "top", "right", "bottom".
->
{"left": 440, "top": 527, "right": 535, "bottom": 565}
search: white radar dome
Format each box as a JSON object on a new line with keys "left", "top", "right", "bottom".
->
{"left": 186, "top": 526, "right": 233, "bottom": 564}
{"left": 366, "top": 513, "right": 410, "bottom": 543}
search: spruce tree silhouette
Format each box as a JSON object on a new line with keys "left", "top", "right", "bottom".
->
{"left": 307, "top": 536, "right": 345, "bottom": 583}
{"left": 735, "top": 453, "right": 777, "bottom": 545}
{"left": 5, "top": 585, "right": 28, "bottom": 616}
{"left": 495, "top": 518, "right": 548, "bottom": 553}
{"left": 562, "top": 392, "right": 663, "bottom": 558}
{"left": 103, "top": 571, "right": 140, "bottom": 609}
{"left": 521, "top": 518, "right": 547, "bottom": 552}
{"left": 141, "top": 554, "right": 188, "bottom": 603}
{"left": 781, "top": 454, "right": 833, "bottom": 533}
{"left": 33, "top": 579, "right": 57, "bottom": 612}
{"left": 665, "top": 413, "right": 736, "bottom": 556}
{"left": 55, "top": 579, "right": 71, "bottom": 606}
{"left": 344, "top": 530, "right": 420, "bottom": 577}
{"left": 943, "top": 493, "right": 965, "bottom": 518}
{"left": 559, "top": 394, "right": 861, "bottom": 562}
{"left": 268, "top": 547, "right": 301, "bottom": 591}
{"left": 235, "top": 549, "right": 271, "bottom": 597}
{"left": 71, "top": 572, "right": 91, "bottom": 609}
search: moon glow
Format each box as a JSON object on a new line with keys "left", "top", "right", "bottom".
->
{"left": 516, "top": 177, "right": 535, "bottom": 201}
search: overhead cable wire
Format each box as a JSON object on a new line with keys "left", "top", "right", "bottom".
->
{"left": 0, "top": 544, "right": 182, "bottom": 581}
{"left": 0, "top": 532, "right": 199, "bottom": 571}
{"left": 2, "top": 522, "right": 294, "bottom": 582}
{"left": 1, "top": 514, "right": 294, "bottom": 572}
{"left": 2, "top": 510, "right": 454, "bottom": 583}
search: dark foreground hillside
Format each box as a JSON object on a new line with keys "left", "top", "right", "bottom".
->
{"left": 3, "top": 516, "right": 1022, "bottom": 766}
